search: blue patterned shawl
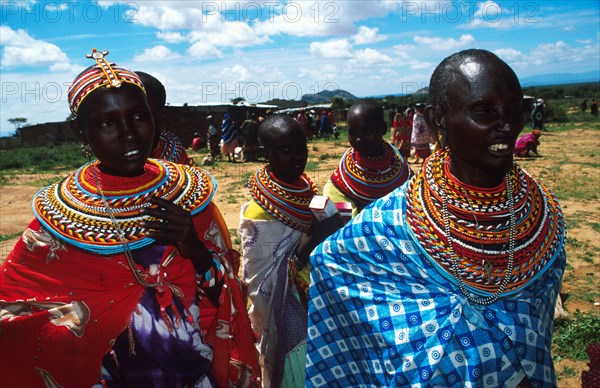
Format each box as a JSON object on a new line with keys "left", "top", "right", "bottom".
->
{"left": 307, "top": 183, "right": 565, "bottom": 387}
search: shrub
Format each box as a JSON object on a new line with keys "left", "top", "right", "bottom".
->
{"left": 553, "top": 310, "right": 600, "bottom": 361}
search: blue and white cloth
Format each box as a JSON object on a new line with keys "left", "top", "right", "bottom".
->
{"left": 306, "top": 185, "right": 565, "bottom": 387}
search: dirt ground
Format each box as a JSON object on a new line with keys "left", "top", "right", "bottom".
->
{"left": 1, "top": 125, "right": 598, "bottom": 386}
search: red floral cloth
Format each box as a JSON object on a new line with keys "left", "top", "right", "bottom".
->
{"left": 0, "top": 202, "right": 260, "bottom": 387}
{"left": 583, "top": 342, "right": 600, "bottom": 388}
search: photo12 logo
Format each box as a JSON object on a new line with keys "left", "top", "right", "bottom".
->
{"left": 0, "top": 1, "right": 139, "bottom": 23}
{"left": 400, "top": 1, "right": 539, "bottom": 24}
{"left": 200, "top": 1, "right": 340, "bottom": 23}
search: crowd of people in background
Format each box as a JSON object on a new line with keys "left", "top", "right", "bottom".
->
{"left": 2, "top": 47, "right": 599, "bottom": 387}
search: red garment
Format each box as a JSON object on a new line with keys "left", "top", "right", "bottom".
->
{"left": 0, "top": 202, "right": 260, "bottom": 387}
{"left": 0, "top": 219, "right": 193, "bottom": 387}
{"left": 514, "top": 133, "right": 540, "bottom": 157}
{"left": 582, "top": 342, "right": 600, "bottom": 388}
{"left": 192, "top": 137, "right": 203, "bottom": 151}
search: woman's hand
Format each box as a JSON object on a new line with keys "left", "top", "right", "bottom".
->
{"left": 139, "top": 197, "right": 211, "bottom": 270}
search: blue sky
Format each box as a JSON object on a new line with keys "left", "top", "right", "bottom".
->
{"left": 1, "top": 0, "right": 599, "bottom": 137}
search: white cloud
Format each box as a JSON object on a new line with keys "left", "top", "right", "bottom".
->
{"left": 463, "top": 1, "right": 521, "bottom": 30}
{"left": 531, "top": 40, "right": 599, "bottom": 65}
{"left": 413, "top": 34, "right": 475, "bottom": 51}
{"left": 494, "top": 48, "right": 525, "bottom": 62}
{"left": 0, "top": 26, "right": 71, "bottom": 69}
{"left": 392, "top": 44, "right": 433, "bottom": 70}
{"left": 349, "top": 48, "right": 393, "bottom": 67}
{"left": 133, "top": 45, "right": 180, "bottom": 62}
{"left": 310, "top": 39, "right": 353, "bottom": 58}
{"left": 156, "top": 31, "right": 187, "bottom": 43}
{"left": 353, "top": 26, "right": 387, "bottom": 45}
{"left": 564, "top": 26, "right": 576, "bottom": 31}
{"left": 132, "top": 5, "right": 192, "bottom": 30}
{"left": 298, "top": 64, "right": 339, "bottom": 81}
{"left": 190, "top": 21, "right": 270, "bottom": 48}
{"left": 187, "top": 41, "right": 224, "bottom": 58}
{"left": 218, "top": 64, "right": 252, "bottom": 82}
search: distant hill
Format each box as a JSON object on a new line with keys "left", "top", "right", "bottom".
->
{"left": 301, "top": 89, "right": 357, "bottom": 103}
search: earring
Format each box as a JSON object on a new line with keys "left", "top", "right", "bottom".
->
{"left": 80, "top": 143, "right": 92, "bottom": 160}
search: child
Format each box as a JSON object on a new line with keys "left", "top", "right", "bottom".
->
{"left": 323, "top": 99, "right": 413, "bottom": 218}
{"left": 238, "top": 114, "right": 341, "bottom": 387}
{"left": 135, "top": 71, "right": 193, "bottom": 165}
{"left": 0, "top": 49, "right": 259, "bottom": 387}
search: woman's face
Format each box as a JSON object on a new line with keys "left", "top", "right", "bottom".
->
{"left": 266, "top": 123, "right": 308, "bottom": 184}
{"left": 76, "top": 84, "right": 154, "bottom": 177}
{"left": 443, "top": 58, "right": 524, "bottom": 186}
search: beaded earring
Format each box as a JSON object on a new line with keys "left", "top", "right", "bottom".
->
{"left": 80, "top": 143, "right": 92, "bottom": 160}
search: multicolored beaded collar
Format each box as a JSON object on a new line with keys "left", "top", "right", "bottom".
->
{"left": 151, "top": 130, "right": 191, "bottom": 165}
{"left": 248, "top": 165, "right": 317, "bottom": 233}
{"left": 405, "top": 149, "right": 565, "bottom": 298}
{"left": 330, "top": 141, "right": 412, "bottom": 207}
{"left": 33, "top": 159, "right": 216, "bottom": 254}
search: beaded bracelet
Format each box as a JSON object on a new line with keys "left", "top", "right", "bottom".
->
{"left": 196, "top": 250, "right": 225, "bottom": 289}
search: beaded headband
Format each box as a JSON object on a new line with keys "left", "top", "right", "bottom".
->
{"left": 67, "top": 48, "right": 145, "bottom": 115}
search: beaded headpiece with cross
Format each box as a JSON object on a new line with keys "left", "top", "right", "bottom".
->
{"left": 67, "top": 48, "right": 145, "bottom": 116}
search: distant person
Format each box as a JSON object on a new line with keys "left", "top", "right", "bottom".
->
{"left": 580, "top": 99, "right": 588, "bottom": 112}
{"left": 591, "top": 98, "right": 598, "bottom": 116}
{"left": 328, "top": 109, "right": 339, "bottom": 139}
{"left": 135, "top": 71, "right": 192, "bottom": 165}
{"left": 319, "top": 110, "right": 333, "bottom": 139}
{"left": 386, "top": 104, "right": 396, "bottom": 133}
{"left": 296, "top": 108, "right": 309, "bottom": 138}
{"left": 191, "top": 130, "right": 203, "bottom": 151}
{"left": 206, "top": 115, "right": 220, "bottom": 161}
{"left": 238, "top": 114, "right": 342, "bottom": 387}
{"left": 220, "top": 113, "right": 239, "bottom": 162}
{"left": 240, "top": 113, "right": 259, "bottom": 162}
{"left": 323, "top": 99, "right": 412, "bottom": 217}
{"left": 411, "top": 102, "right": 431, "bottom": 164}
{"left": 392, "top": 106, "right": 412, "bottom": 157}
{"left": 531, "top": 98, "right": 546, "bottom": 131}
{"left": 515, "top": 129, "right": 542, "bottom": 157}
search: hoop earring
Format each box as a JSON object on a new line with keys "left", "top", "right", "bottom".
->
{"left": 81, "top": 143, "right": 92, "bottom": 160}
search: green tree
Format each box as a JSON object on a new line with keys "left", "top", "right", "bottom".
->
{"left": 7, "top": 117, "right": 27, "bottom": 137}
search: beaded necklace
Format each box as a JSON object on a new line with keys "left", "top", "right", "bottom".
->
{"left": 152, "top": 130, "right": 188, "bottom": 164}
{"left": 405, "top": 149, "right": 565, "bottom": 301}
{"left": 33, "top": 159, "right": 215, "bottom": 254}
{"left": 248, "top": 165, "right": 317, "bottom": 233}
{"left": 331, "top": 141, "right": 411, "bottom": 206}
{"left": 91, "top": 166, "right": 162, "bottom": 288}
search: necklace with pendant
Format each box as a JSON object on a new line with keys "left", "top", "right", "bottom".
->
{"left": 441, "top": 171, "right": 516, "bottom": 305}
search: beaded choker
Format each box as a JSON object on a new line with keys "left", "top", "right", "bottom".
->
{"left": 330, "top": 141, "right": 411, "bottom": 206}
{"left": 33, "top": 159, "right": 216, "bottom": 254}
{"left": 248, "top": 165, "right": 318, "bottom": 233}
{"left": 405, "top": 149, "right": 565, "bottom": 300}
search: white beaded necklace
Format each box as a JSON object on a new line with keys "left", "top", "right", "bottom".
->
{"left": 440, "top": 171, "right": 516, "bottom": 305}
{"left": 92, "top": 166, "right": 163, "bottom": 289}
